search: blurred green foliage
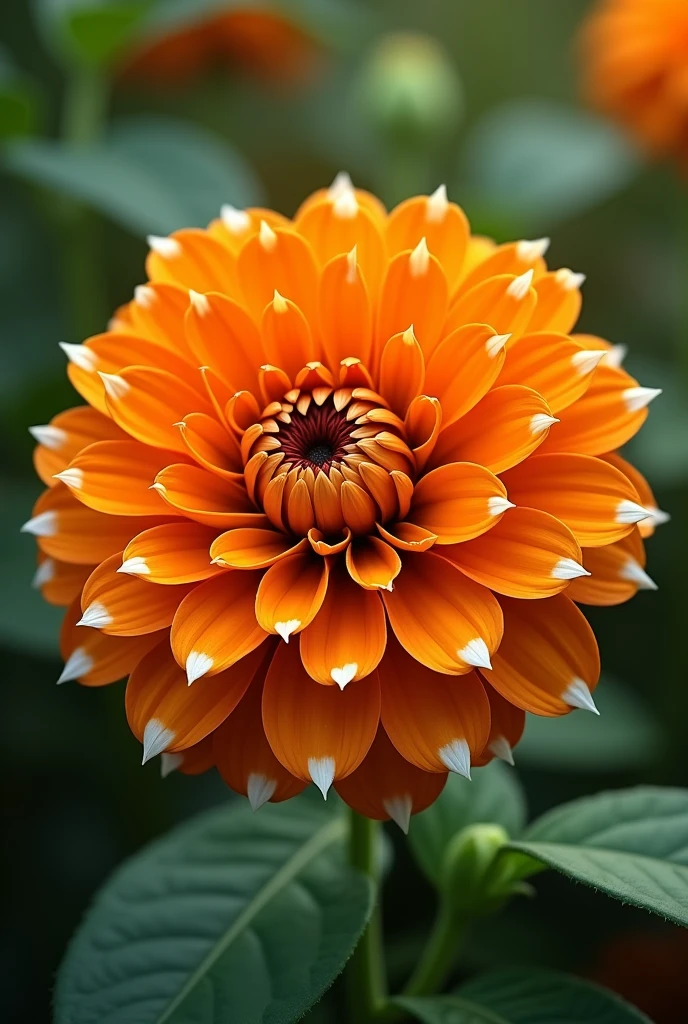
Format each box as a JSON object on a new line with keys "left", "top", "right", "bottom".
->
{"left": 1, "top": 0, "right": 687, "bottom": 1021}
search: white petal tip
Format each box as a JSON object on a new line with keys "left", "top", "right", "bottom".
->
{"left": 160, "top": 752, "right": 184, "bottom": 778}
{"left": 28, "top": 424, "right": 68, "bottom": 450}
{"left": 308, "top": 756, "right": 335, "bottom": 799}
{"left": 32, "top": 558, "right": 55, "bottom": 589}
{"left": 247, "top": 772, "right": 277, "bottom": 811}
{"left": 439, "top": 738, "right": 471, "bottom": 778}
{"left": 530, "top": 413, "right": 559, "bottom": 436}
{"left": 329, "top": 171, "right": 353, "bottom": 197}
{"left": 488, "top": 496, "right": 516, "bottom": 516}
{"left": 59, "top": 341, "right": 97, "bottom": 371}
{"left": 648, "top": 506, "right": 670, "bottom": 527}
{"left": 134, "top": 284, "right": 156, "bottom": 308}
{"left": 409, "top": 236, "right": 430, "bottom": 277}
{"left": 274, "top": 619, "right": 301, "bottom": 643}
{"left": 552, "top": 558, "right": 590, "bottom": 580}
{"left": 506, "top": 268, "right": 534, "bottom": 299}
{"left": 57, "top": 647, "right": 93, "bottom": 684}
{"left": 458, "top": 637, "right": 492, "bottom": 671}
{"left": 117, "top": 557, "right": 149, "bottom": 576}
{"left": 571, "top": 349, "right": 606, "bottom": 376}
{"left": 21, "top": 511, "right": 57, "bottom": 537}
{"left": 615, "top": 500, "right": 653, "bottom": 525}
{"left": 332, "top": 187, "right": 358, "bottom": 220}
{"left": 54, "top": 468, "right": 84, "bottom": 490}
{"left": 485, "top": 332, "right": 511, "bottom": 358}
{"left": 623, "top": 386, "right": 662, "bottom": 412}
{"left": 98, "top": 371, "right": 130, "bottom": 401}
{"left": 604, "top": 343, "right": 627, "bottom": 368}
{"left": 147, "top": 234, "right": 181, "bottom": 258}
{"left": 516, "top": 237, "right": 550, "bottom": 262}
{"left": 77, "top": 602, "right": 112, "bottom": 629}
{"left": 383, "top": 794, "right": 413, "bottom": 834}
{"left": 186, "top": 651, "right": 214, "bottom": 685}
{"left": 556, "top": 268, "right": 586, "bottom": 290}
{"left": 489, "top": 735, "right": 515, "bottom": 766}
{"left": 563, "top": 678, "right": 599, "bottom": 714}
{"left": 426, "top": 184, "right": 448, "bottom": 223}
{"left": 142, "top": 719, "right": 176, "bottom": 764}
{"left": 330, "top": 663, "right": 358, "bottom": 689}
{"left": 620, "top": 559, "right": 658, "bottom": 591}
{"left": 189, "top": 289, "right": 210, "bottom": 315}
{"left": 220, "top": 204, "right": 251, "bottom": 234}
{"left": 259, "top": 219, "right": 277, "bottom": 252}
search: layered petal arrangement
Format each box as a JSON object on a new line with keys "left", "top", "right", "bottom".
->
{"left": 580, "top": 0, "right": 688, "bottom": 164}
{"left": 24, "top": 177, "right": 666, "bottom": 830}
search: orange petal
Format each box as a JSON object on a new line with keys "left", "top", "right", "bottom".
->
{"left": 379, "top": 638, "right": 490, "bottom": 774}
{"left": 378, "top": 326, "right": 425, "bottom": 418}
{"left": 24, "top": 484, "right": 169, "bottom": 564}
{"left": 102, "top": 366, "right": 211, "bottom": 452}
{"left": 410, "top": 462, "right": 511, "bottom": 544}
{"left": 261, "top": 291, "right": 317, "bottom": 379}
{"left": 237, "top": 224, "right": 319, "bottom": 327}
{"left": 428, "top": 385, "right": 556, "bottom": 475}
{"left": 382, "top": 551, "right": 503, "bottom": 675}
{"left": 536, "top": 363, "right": 658, "bottom": 456}
{"left": 566, "top": 529, "right": 656, "bottom": 606}
{"left": 376, "top": 243, "right": 449, "bottom": 363}
{"left": 444, "top": 272, "right": 536, "bottom": 340}
{"left": 457, "top": 238, "right": 549, "bottom": 294}
{"left": 386, "top": 190, "right": 469, "bottom": 295}
{"left": 126, "top": 639, "right": 265, "bottom": 759}
{"left": 127, "top": 281, "right": 193, "bottom": 361}
{"left": 527, "top": 269, "right": 583, "bottom": 334}
{"left": 207, "top": 206, "right": 290, "bottom": 254}
{"left": 346, "top": 537, "right": 402, "bottom": 591}
{"left": 55, "top": 440, "right": 182, "bottom": 516}
{"left": 121, "top": 522, "right": 223, "bottom": 584}
{"left": 425, "top": 323, "right": 508, "bottom": 427}
{"left": 177, "top": 412, "right": 243, "bottom": 479}
{"left": 602, "top": 451, "right": 667, "bottom": 539}
{"left": 153, "top": 463, "right": 269, "bottom": 529}
{"left": 262, "top": 640, "right": 380, "bottom": 791}
{"left": 162, "top": 736, "right": 215, "bottom": 777}
{"left": 335, "top": 725, "right": 447, "bottom": 829}
{"left": 377, "top": 521, "right": 438, "bottom": 552}
{"left": 473, "top": 684, "right": 525, "bottom": 767}
{"left": 58, "top": 597, "right": 163, "bottom": 687}
{"left": 444, "top": 507, "right": 586, "bottom": 599}
{"left": 80, "top": 554, "right": 194, "bottom": 635}
{"left": 35, "top": 555, "right": 92, "bottom": 606}
{"left": 31, "top": 406, "right": 126, "bottom": 487}
{"left": 146, "top": 228, "right": 239, "bottom": 294}
{"left": 482, "top": 594, "right": 600, "bottom": 717}
{"left": 296, "top": 194, "right": 386, "bottom": 297}
{"left": 171, "top": 571, "right": 267, "bottom": 681}
{"left": 340, "top": 479, "right": 378, "bottom": 535}
{"left": 404, "top": 395, "right": 442, "bottom": 472}
{"left": 213, "top": 668, "right": 307, "bottom": 806}
{"left": 255, "top": 548, "right": 329, "bottom": 640}
{"left": 501, "top": 452, "right": 650, "bottom": 547}
{"left": 300, "top": 563, "right": 386, "bottom": 686}
{"left": 496, "top": 331, "right": 604, "bottom": 413}
{"left": 210, "top": 528, "right": 307, "bottom": 570}
{"left": 318, "top": 250, "right": 373, "bottom": 371}
{"left": 185, "top": 290, "right": 263, "bottom": 392}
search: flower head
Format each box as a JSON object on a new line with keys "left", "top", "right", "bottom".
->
{"left": 580, "top": 0, "right": 688, "bottom": 163}
{"left": 26, "top": 177, "right": 665, "bottom": 826}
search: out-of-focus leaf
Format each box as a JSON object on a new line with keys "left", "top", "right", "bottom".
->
{"left": 1, "top": 480, "right": 62, "bottom": 656}
{"left": 33, "top": 0, "right": 149, "bottom": 67}
{"left": 516, "top": 676, "right": 661, "bottom": 772}
{"left": 4, "top": 115, "right": 263, "bottom": 235}
{"left": 55, "top": 794, "right": 375, "bottom": 1024}
{"left": 625, "top": 355, "right": 688, "bottom": 486}
{"left": 508, "top": 787, "right": 688, "bottom": 927}
{"left": 397, "top": 969, "right": 651, "bottom": 1023}
{"left": 0, "top": 47, "right": 41, "bottom": 138}
{"left": 458, "top": 101, "right": 640, "bottom": 235}
{"left": 409, "top": 762, "right": 526, "bottom": 887}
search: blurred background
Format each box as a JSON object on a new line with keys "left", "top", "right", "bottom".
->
{"left": 2, "top": 1, "right": 687, "bottom": 1021}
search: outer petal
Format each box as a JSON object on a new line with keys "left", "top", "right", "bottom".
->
{"left": 345, "top": 537, "right": 402, "bottom": 591}
{"left": 57, "top": 440, "right": 183, "bottom": 516}
{"left": 376, "top": 246, "right": 449, "bottom": 361}
{"left": 35, "top": 555, "right": 92, "bottom": 606}
{"left": 237, "top": 225, "right": 320, "bottom": 327}
{"left": 378, "top": 327, "right": 425, "bottom": 418}
{"left": 32, "top": 406, "right": 126, "bottom": 487}
{"left": 444, "top": 273, "right": 536, "bottom": 340}
{"left": 58, "top": 597, "right": 163, "bottom": 687}
{"left": 255, "top": 549, "right": 329, "bottom": 639}
{"left": 153, "top": 463, "right": 270, "bottom": 529}
{"left": 382, "top": 551, "right": 504, "bottom": 675}
{"left": 428, "top": 385, "right": 555, "bottom": 475}
{"left": 379, "top": 638, "right": 490, "bottom": 773}
{"left": 318, "top": 250, "right": 373, "bottom": 370}
{"left": 602, "top": 452, "right": 667, "bottom": 539}
{"left": 121, "top": 522, "right": 223, "bottom": 584}
{"left": 296, "top": 197, "right": 386, "bottom": 297}
{"left": 127, "top": 281, "right": 193, "bottom": 362}
{"left": 177, "top": 413, "right": 243, "bottom": 479}
{"left": 126, "top": 639, "right": 265, "bottom": 758}
{"left": 425, "top": 323, "right": 508, "bottom": 427}
{"left": 386, "top": 192, "right": 470, "bottom": 295}
{"left": 261, "top": 293, "right": 317, "bottom": 379}
{"left": 482, "top": 594, "right": 600, "bottom": 717}
{"left": 335, "top": 726, "right": 447, "bottom": 829}
{"left": 185, "top": 291, "right": 264, "bottom": 392}
{"left": 145, "top": 228, "right": 239, "bottom": 294}
{"left": 473, "top": 684, "right": 526, "bottom": 767}
{"left": 102, "top": 365, "right": 211, "bottom": 452}
{"left": 213, "top": 668, "right": 307, "bottom": 806}
{"left": 262, "top": 640, "right": 380, "bottom": 790}
{"left": 300, "top": 564, "right": 386, "bottom": 686}
{"left": 162, "top": 737, "right": 215, "bottom": 778}
{"left": 80, "top": 554, "right": 194, "bottom": 635}
{"left": 171, "top": 571, "right": 268, "bottom": 680}
{"left": 444, "top": 507, "right": 586, "bottom": 599}
{"left": 409, "top": 462, "right": 511, "bottom": 544}
{"left": 567, "top": 529, "right": 656, "bottom": 606}
{"left": 528, "top": 269, "right": 583, "bottom": 334}
{"left": 496, "top": 331, "right": 604, "bottom": 413}
{"left": 501, "top": 453, "right": 650, "bottom": 547}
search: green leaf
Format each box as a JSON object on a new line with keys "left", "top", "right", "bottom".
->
{"left": 409, "top": 763, "right": 526, "bottom": 887}
{"left": 516, "top": 676, "right": 661, "bottom": 773}
{"left": 458, "top": 100, "right": 640, "bottom": 235}
{"left": 0, "top": 47, "right": 41, "bottom": 139}
{"left": 34, "top": 0, "right": 150, "bottom": 67}
{"left": 508, "top": 786, "right": 688, "bottom": 927}
{"left": 4, "top": 115, "right": 263, "bottom": 236}
{"left": 397, "top": 968, "right": 651, "bottom": 1023}
{"left": 55, "top": 794, "right": 375, "bottom": 1024}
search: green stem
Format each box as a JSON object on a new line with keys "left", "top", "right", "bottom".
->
{"left": 401, "top": 902, "right": 466, "bottom": 998}
{"left": 347, "top": 811, "right": 386, "bottom": 1022}
{"left": 61, "top": 67, "right": 108, "bottom": 145}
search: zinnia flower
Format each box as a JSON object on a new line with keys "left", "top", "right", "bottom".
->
{"left": 580, "top": 0, "right": 688, "bottom": 163}
{"left": 24, "top": 176, "right": 666, "bottom": 831}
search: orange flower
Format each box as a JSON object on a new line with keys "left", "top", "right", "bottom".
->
{"left": 119, "top": 8, "right": 318, "bottom": 86}
{"left": 580, "top": 0, "right": 688, "bottom": 162}
{"left": 24, "top": 177, "right": 666, "bottom": 830}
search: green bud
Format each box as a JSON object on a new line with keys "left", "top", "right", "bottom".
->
{"left": 440, "top": 823, "right": 510, "bottom": 916}
{"left": 355, "top": 32, "right": 463, "bottom": 148}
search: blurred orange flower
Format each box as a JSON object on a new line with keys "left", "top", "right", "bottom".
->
{"left": 24, "top": 177, "right": 665, "bottom": 829}
{"left": 580, "top": 0, "right": 688, "bottom": 162}
{"left": 589, "top": 928, "right": 688, "bottom": 1024}
{"left": 119, "top": 8, "right": 319, "bottom": 86}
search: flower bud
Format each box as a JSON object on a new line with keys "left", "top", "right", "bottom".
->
{"left": 440, "top": 823, "right": 510, "bottom": 915}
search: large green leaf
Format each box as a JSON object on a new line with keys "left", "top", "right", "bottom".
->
{"left": 55, "top": 794, "right": 374, "bottom": 1024}
{"left": 459, "top": 100, "right": 640, "bottom": 235}
{"left": 516, "top": 676, "right": 661, "bottom": 773}
{"left": 397, "top": 968, "right": 650, "bottom": 1023}
{"left": 508, "top": 786, "right": 688, "bottom": 927}
{"left": 409, "top": 763, "right": 526, "bottom": 887}
{"left": 4, "top": 115, "right": 262, "bottom": 236}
